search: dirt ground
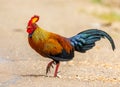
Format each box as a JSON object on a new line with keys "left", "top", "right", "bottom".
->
{"left": 0, "top": 0, "right": 120, "bottom": 87}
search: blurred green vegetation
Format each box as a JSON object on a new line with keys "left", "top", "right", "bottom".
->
{"left": 79, "top": 0, "right": 120, "bottom": 22}
{"left": 91, "top": 0, "right": 102, "bottom": 4}
{"left": 93, "top": 12, "right": 120, "bottom": 22}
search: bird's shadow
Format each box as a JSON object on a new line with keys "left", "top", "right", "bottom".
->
{"left": 20, "top": 74, "right": 53, "bottom": 78}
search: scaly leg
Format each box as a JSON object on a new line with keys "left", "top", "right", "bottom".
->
{"left": 54, "top": 61, "right": 60, "bottom": 77}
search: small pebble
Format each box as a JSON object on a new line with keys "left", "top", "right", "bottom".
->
{"left": 75, "top": 75, "right": 80, "bottom": 80}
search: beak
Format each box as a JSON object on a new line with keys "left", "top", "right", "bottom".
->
{"left": 27, "top": 26, "right": 31, "bottom": 29}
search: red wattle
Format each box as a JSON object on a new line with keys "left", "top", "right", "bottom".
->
{"left": 27, "top": 29, "right": 32, "bottom": 34}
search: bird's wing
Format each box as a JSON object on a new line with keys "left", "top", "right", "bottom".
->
{"left": 43, "top": 38, "right": 74, "bottom": 61}
{"left": 43, "top": 39, "right": 63, "bottom": 55}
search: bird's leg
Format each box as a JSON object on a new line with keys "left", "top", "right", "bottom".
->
{"left": 54, "top": 61, "right": 60, "bottom": 77}
{"left": 46, "top": 61, "right": 55, "bottom": 75}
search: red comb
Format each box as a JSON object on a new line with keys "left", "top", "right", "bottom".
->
{"left": 31, "top": 15, "right": 39, "bottom": 22}
{"left": 28, "top": 15, "right": 40, "bottom": 26}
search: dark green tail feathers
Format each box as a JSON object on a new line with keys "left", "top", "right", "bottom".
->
{"left": 70, "top": 29, "right": 115, "bottom": 53}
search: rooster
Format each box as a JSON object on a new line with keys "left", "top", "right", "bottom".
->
{"left": 27, "top": 15, "right": 115, "bottom": 77}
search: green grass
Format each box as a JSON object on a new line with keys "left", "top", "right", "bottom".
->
{"left": 91, "top": 0, "right": 102, "bottom": 4}
{"left": 93, "top": 12, "right": 120, "bottom": 22}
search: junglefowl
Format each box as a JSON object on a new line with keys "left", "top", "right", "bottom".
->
{"left": 27, "top": 15, "right": 115, "bottom": 77}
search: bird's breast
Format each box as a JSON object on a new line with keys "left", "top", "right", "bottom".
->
{"left": 28, "top": 36, "right": 48, "bottom": 57}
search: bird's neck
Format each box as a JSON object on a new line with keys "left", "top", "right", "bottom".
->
{"left": 30, "top": 27, "right": 50, "bottom": 42}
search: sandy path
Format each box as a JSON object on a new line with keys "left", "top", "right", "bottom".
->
{"left": 0, "top": 0, "right": 120, "bottom": 87}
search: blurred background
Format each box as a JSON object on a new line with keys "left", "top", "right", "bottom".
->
{"left": 0, "top": 0, "right": 120, "bottom": 87}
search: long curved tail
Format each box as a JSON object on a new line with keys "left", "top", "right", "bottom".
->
{"left": 70, "top": 29, "right": 115, "bottom": 53}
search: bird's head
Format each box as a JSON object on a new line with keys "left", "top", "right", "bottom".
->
{"left": 27, "top": 15, "right": 39, "bottom": 34}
